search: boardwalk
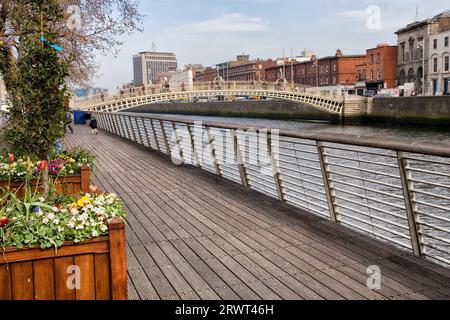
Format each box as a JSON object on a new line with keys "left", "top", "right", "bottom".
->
{"left": 65, "top": 125, "right": 450, "bottom": 300}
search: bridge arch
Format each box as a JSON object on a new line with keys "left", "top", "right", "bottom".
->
{"left": 76, "top": 88, "right": 345, "bottom": 115}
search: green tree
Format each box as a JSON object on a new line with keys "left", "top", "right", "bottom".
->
{"left": 2, "top": 0, "right": 69, "bottom": 196}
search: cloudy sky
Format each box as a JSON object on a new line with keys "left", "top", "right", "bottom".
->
{"left": 93, "top": 0, "right": 449, "bottom": 90}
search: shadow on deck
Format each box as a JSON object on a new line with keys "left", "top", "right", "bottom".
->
{"left": 65, "top": 125, "right": 450, "bottom": 300}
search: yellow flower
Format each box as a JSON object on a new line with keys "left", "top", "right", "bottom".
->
{"left": 77, "top": 196, "right": 91, "bottom": 207}
{"left": 68, "top": 158, "right": 76, "bottom": 163}
{"left": 70, "top": 202, "right": 78, "bottom": 209}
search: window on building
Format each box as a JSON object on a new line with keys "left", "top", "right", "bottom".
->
{"left": 446, "top": 37, "right": 449, "bottom": 47}
{"left": 409, "top": 40, "right": 414, "bottom": 60}
{"left": 377, "top": 53, "right": 381, "bottom": 63}
{"left": 370, "top": 70, "right": 374, "bottom": 80}
{"left": 370, "top": 54, "right": 374, "bottom": 64}
{"left": 377, "top": 69, "right": 382, "bottom": 80}
{"left": 434, "top": 57, "right": 438, "bottom": 73}
{"left": 400, "top": 43, "right": 405, "bottom": 62}
{"left": 445, "top": 56, "right": 449, "bottom": 71}
{"left": 433, "top": 39, "right": 438, "bottom": 49}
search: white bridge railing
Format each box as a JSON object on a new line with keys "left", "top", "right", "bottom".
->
{"left": 91, "top": 111, "right": 450, "bottom": 268}
{"left": 73, "top": 82, "right": 345, "bottom": 115}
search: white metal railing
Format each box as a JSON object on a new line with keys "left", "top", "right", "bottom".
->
{"left": 91, "top": 111, "right": 450, "bottom": 268}
{"left": 72, "top": 81, "right": 345, "bottom": 115}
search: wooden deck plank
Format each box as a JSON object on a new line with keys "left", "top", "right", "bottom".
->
{"left": 64, "top": 126, "right": 450, "bottom": 300}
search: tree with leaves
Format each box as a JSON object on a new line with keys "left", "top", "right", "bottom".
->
{"left": 0, "top": 0, "right": 143, "bottom": 90}
{"left": 2, "top": 0, "right": 69, "bottom": 196}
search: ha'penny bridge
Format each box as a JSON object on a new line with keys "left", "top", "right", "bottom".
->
{"left": 64, "top": 93, "right": 450, "bottom": 300}
{"left": 71, "top": 81, "right": 371, "bottom": 118}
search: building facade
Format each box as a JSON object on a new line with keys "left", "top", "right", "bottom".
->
{"left": 216, "top": 56, "right": 277, "bottom": 82}
{"left": 265, "top": 50, "right": 365, "bottom": 87}
{"left": 396, "top": 10, "right": 450, "bottom": 94}
{"left": 194, "top": 67, "right": 217, "bottom": 82}
{"left": 133, "top": 51, "right": 177, "bottom": 86}
{"left": 429, "top": 21, "right": 450, "bottom": 95}
{"left": 358, "top": 44, "right": 398, "bottom": 90}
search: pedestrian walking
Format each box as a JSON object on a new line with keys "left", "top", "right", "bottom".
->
{"left": 89, "top": 117, "right": 98, "bottom": 135}
{"left": 65, "top": 111, "right": 74, "bottom": 134}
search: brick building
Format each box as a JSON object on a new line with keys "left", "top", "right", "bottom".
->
{"left": 219, "top": 57, "right": 277, "bottom": 82}
{"left": 194, "top": 67, "right": 217, "bottom": 82}
{"left": 265, "top": 50, "right": 365, "bottom": 87}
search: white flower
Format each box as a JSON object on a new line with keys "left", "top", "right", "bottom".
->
{"left": 67, "top": 221, "right": 75, "bottom": 228}
{"left": 60, "top": 209, "right": 67, "bottom": 213}
{"left": 53, "top": 218, "right": 60, "bottom": 225}
{"left": 57, "top": 226, "right": 64, "bottom": 233}
{"left": 100, "top": 224, "right": 108, "bottom": 232}
{"left": 38, "top": 197, "right": 45, "bottom": 202}
{"left": 92, "top": 230, "right": 99, "bottom": 237}
{"left": 42, "top": 218, "right": 49, "bottom": 225}
{"left": 52, "top": 207, "right": 59, "bottom": 212}
{"left": 47, "top": 213, "right": 55, "bottom": 220}
{"left": 69, "top": 170, "right": 74, "bottom": 174}
{"left": 70, "top": 208, "right": 79, "bottom": 215}
{"left": 76, "top": 224, "right": 84, "bottom": 230}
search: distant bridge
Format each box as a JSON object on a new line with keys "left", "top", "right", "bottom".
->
{"left": 72, "top": 82, "right": 357, "bottom": 115}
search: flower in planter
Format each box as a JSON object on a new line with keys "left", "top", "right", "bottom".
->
{"left": 77, "top": 195, "right": 91, "bottom": 208}
{"left": 0, "top": 217, "right": 10, "bottom": 228}
{"left": 1, "top": 191, "right": 127, "bottom": 250}
{"left": 9, "top": 153, "right": 14, "bottom": 164}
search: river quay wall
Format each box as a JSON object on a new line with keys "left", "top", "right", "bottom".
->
{"left": 125, "top": 100, "right": 339, "bottom": 122}
{"left": 364, "top": 96, "right": 450, "bottom": 127}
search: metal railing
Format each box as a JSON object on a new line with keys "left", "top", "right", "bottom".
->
{"left": 72, "top": 81, "right": 346, "bottom": 115}
{"left": 91, "top": 111, "right": 450, "bottom": 268}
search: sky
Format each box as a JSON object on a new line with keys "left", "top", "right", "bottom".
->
{"left": 92, "top": 0, "right": 449, "bottom": 91}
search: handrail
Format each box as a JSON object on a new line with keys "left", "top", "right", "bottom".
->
{"left": 71, "top": 81, "right": 349, "bottom": 115}
{"left": 118, "top": 112, "right": 450, "bottom": 158}
{"left": 91, "top": 111, "right": 450, "bottom": 268}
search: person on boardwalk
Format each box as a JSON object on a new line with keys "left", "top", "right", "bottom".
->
{"left": 89, "top": 117, "right": 98, "bottom": 135}
{"left": 65, "top": 111, "right": 74, "bottom": 134}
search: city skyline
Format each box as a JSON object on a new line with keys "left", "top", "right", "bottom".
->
{"left": 93, "top": 0, "right": 449, "bottom": 91}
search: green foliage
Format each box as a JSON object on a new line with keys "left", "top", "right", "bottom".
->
{"left": 0, "top": 149, "right": 96, "bottom": 181}
{"left": 0, "top": 191, "right": 127, "bottom": 250}
{"left": 2, "top": 0, "right": 69, "bottom": 160}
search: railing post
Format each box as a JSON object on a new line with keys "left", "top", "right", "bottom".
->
{"left": 149, "top": 119, "right": 161, "bottom": 151}
{"left": 111, "top": 114, "right": 119, "bottom": 136}
{"left": 187, "top": 124, "right": 201, "bottom": 168}
{"left": 171, "top": 122, "right": 184, "bottom": 164}
{"left": 134, "top": 116, "right": 144, "bottom": 145}
{"left": 232, "top": 129, "right": 249, "bottom": 187}
{"left": 119, "top": 116, "right": 126, "bottom": 138}
{"left": 206, "top": 127, "right": 222, "bottom": 176}
{"left": 140, "top": 117, "right": 151, "bottom": 147}
{"left": 128, "top": 116, "right": 137, "bottom": 142}
{"left": 159, "top": 120, "right": 171, "bottom": 155}
{"left": 316, "top": 141, "right": 339, "bottom": 223}
{"left": 397, "top": 151, "right": 423, "bottom": 257}
{"left": 267, "top": 132, "right": 285, "bottom": 201}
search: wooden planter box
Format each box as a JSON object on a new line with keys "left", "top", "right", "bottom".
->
{"left": 0, "top": 165, "right": 91, "bottom": 197}
{"left": 0, "top": 218, "right": 127, "bottom": 300}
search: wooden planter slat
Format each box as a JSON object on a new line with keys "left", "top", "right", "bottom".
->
{"left": 0, "top": 165, "right": 91, "bottom": 196}
{"left": 0, "top": 218, "right": 127, "bottom": 300}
